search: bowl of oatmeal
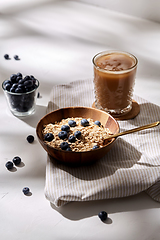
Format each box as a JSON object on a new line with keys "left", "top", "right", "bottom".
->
{"left": 36, "top": 107, "right": 119, "bottom": 165}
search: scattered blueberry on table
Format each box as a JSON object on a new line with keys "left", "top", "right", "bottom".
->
{"left": 4, "top": 54, "right": 10, "bottom": 60}
{"left": 5, "top": 161, "right": 13, "bottom": 170}
{"left": 14, "top": 55, "right": 20, "bottom": 60}
{"left": 22, "top": 187, "right": 30, "bottom": 195}
{"left": 98, "top": 211, "right": 108, "bottom": 221}
{"left": 44, "top": 133, "right": 54, "bottom": 142}
{"left": 12, "top": 156, "right": 21, "bottom": 165}
{"left": 26, "top": 135, "right": 34, "bottom": 143}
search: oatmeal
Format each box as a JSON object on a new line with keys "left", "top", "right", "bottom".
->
{"left": 42, "top": 117, "right": 112, "bottom": 152}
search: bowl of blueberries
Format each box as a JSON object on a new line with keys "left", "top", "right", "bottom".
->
{"left": 36, "top": 107, "right": 119, "bottom": 165}
{"left": 2, "top": 73, "right": 39, "bottom": 117}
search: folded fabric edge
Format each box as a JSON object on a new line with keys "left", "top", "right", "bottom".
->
{"left": 145, "top": 179, "right": 160, "bottom": 202}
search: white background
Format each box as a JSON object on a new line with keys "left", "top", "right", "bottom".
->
{"left": 0, "top": 1, "right": 160, "bottom": 240}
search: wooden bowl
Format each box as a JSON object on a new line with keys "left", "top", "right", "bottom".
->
{"left": 36, "top": 107, "right": 119, "bottom": 165}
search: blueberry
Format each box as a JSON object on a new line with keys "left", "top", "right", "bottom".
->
{"left": 14, "top": 55, "right": 20, "bottom": 60}
{"left": 5, "top": 161, "right": 13, "bottom": 170}
{"left": 4, "top": 54, "right": 10, "bottom": 60}
{"left": 17, "top": 72, "right": 23, "bottom": 78}
{"left": 30, "top": 75, "right": 35, "bottom": 80}
{"left": 5, "top": 83, "right": 12, "bottom": 91}
{"left": 10, "top": 87, "right": 16, "bottom": 93}
{"left": 68, "top": 120, "right": 76, "bottom": 127}
{"left": 66, "top": 147, "right": 72, "bottom": 151}
{"left": 15, "top": 87, "right": 24, "bottom": 93}
{"left": 68, "top": 135, "right": 76, "bottom": 143}
{"left": 12, "top": 83, "right": 18, "bottom": 89}
{"left": 24, "top": 75, "right": 31, "bottom": 81}
{"left": 44, "top": 133, "right": 54, "bottom": 142}
{"left": 58, "top": 131, "right": 68, "bottom": 140}
{"left": 60, "top": 142, "right": 69, "bottom": 150}
{"left": 18, "top": 79, "right": 25, "bottom": 84}
{"left": 92, "top": 145, "right": 99, "bottom": 150}
{"left": 98, "top": 211, "right": 108, "bottom": 221}
{"left": 61, "top": 125, "right": 70, "bottom": 132}
{"left": 3, "top": 80, "right": 11, "bottom": 86}
{"left": 18, "top": 83, "right": 25, "bottom": 90}
{"left": 13, "top": 156, "right": 21, "bottom": 165}
{"left": 10, "top": 74, "right": 17, "bottom": 83}
{"left": 22, "top": 187, "right": 30, "bottom": 195}
{"left": 26, "top": 135, "right": 34, "bottom": 143}
{"left": 74, "top": 130, "right": 81, "bottom": 139}
{"left": 94, "top": 120, "right": 101, "bottom": 127}
{"left": 16, "top": 76, "right": 22, "bottom": 82}
{"left": 24, "top": 80, "right": 33, "bottom": 88}
{"left": 81, "top": 119, "right": 89, "bottom": 127}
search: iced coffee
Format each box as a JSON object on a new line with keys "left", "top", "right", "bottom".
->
{"left": 93, "top": 51, "right": 138, "bottom": 116}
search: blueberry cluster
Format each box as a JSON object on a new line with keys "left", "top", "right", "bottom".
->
{"left": 2, "top": 73, "right": 39, "bottom": 113}
{"left": 3, "top": 73, "right": 38, "bottom": 93}
{"left": 44, "top": 119, "right": 102, "bottom": 151}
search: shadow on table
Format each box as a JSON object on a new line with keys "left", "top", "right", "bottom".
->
{"left": 17, "top": 104, "right": 47, "bottom": 128}
{"left": 50, "top": 192, "right": 160, "bottom": 222}
{"left": 126, "top": 102, "right": 160, "bottom": 128}
{"left": 49, "top": 138, "right": 142, "bottom": 181}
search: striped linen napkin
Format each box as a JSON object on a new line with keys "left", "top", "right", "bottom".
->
{"left": 45, "top": 79, "right": 160, "bottom": 207}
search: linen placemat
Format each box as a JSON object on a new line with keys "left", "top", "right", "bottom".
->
{"left": 45, "top": 79, "right": 160, "bottom": 207}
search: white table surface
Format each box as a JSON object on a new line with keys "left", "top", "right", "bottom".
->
{"left": 1, "top": 1, "right": 160, "bottom": 239}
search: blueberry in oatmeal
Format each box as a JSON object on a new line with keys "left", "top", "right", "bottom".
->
{"left": 68, "top": 120, "right": 76, "bottom": 127}
{"left": 68, "top": 135, "right": 76, "bottom": 143}
{"left": 94, "top": 120, "right": 101, "bottom": 127}
{"left": 61, "top": 125, "right": 70, "bottom": 132}
{"left": 81, "top": 119, "right": 89, "bottom": 127}
{"left": 44, "top": 133, "right": 54, "bottom": 142}
{"left": 74, "top": 130, "right": 81, "bottom": 139}
{"left": 66, "top": 147, "right": 72, "bottom": 151}
{"left": 60, "top": 142, "right": 69, "bottom": 150}
{"left": 58, "top": 131, "right": 68, "bottom": 140}
{"left": 92, "top": 145, "right": 99, "bottom": 150}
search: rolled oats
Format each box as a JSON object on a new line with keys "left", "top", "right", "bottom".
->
{"left": 42, "top": 117, "right": 112, "bottom": 152}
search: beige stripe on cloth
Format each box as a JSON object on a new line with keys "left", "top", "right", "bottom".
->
{"left": 45, "top": 79, "right": 160, "bottom": 207}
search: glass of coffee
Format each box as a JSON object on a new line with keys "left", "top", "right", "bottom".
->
{"left": 93, "top": 50, "right": 138, "bottom": 117}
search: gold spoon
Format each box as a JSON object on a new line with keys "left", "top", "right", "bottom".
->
{"left": 104, "top": 121, "right": 160, "bottom": 144}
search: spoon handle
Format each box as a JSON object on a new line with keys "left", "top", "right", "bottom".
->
{"left": 104, "top": 121, "right": 160, "bottom": 142}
